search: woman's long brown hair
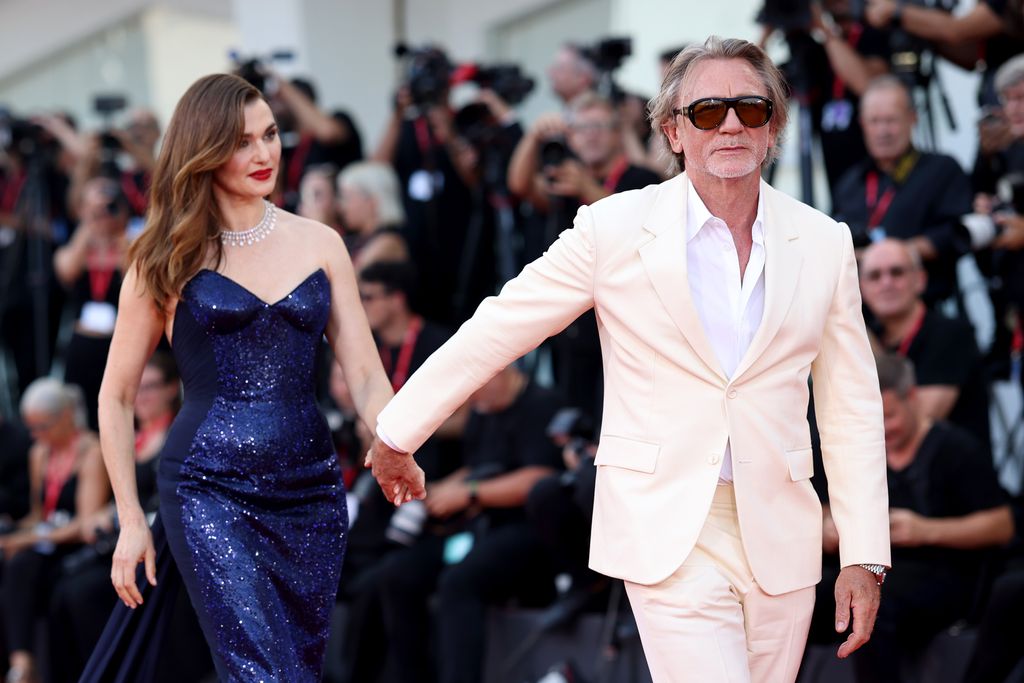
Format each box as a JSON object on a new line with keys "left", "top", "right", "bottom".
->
{"left": 128, "top": 73, "right": 263, "bottom": 310}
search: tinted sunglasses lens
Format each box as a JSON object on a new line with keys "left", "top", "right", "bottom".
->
{"left": 735, "top": 98, "right": 770, "bottom": 127}
{"left": 691, "top": 101, "right": 727, "bottom": 129}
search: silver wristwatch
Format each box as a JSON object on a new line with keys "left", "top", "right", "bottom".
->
{"left": 858, "top": 563, "right": 887, "bottom": 585}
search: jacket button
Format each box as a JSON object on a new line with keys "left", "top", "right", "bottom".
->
{"left": 727, "top": 388, "right": 738, "bottom": 399}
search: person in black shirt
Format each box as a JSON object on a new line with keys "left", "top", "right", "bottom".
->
{"left": 762, "top": 0, "right": 891, "bottom": 206}
{"left": 811, "top": 354, "right": 1012, "bottom": 682}
{"left": 833, "top": 76, "right": 972, "bottom": 305}
{"left": 860, "top": 239, "right": 991, "bottom": 451}
{"left": 0, "top": 414, "right": 31, "bottom": 526}
{"left": 970, "top": 55, "right": 1024, "bottom": 380}
{"left": 266, "top": 73, "right": 362, "bottom": 211}
{"left": 373, "top": 365, "right": 563, "bottom": 683}
{"left": 336, "top": 261, "right": 464, "bottom": 683}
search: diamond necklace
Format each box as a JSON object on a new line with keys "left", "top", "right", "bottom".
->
{"left": 220, "top": 200, "right": 277, "bottom": 247}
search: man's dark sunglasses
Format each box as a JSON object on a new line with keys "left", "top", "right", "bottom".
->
{"left": 672, "top": 96, "right": 774, "bottom": 130}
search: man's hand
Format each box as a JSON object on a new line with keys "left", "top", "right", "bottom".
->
{"left": 365, "top": 437, "right": 426, "bottom": 506}
{"left": 425, "top": 479, "right": 472, "bottom": 519}
{"left": 546, "top": 160, "right": 607, "bottom": 204}
{"left": 834, "top": 565, "right": 882, "bottom": 659}
{"left": 865, "top": 0, "right": 898, "bottom": 29}
{"left": 994, "top": 213, "right": 1024, "bottom": 250}
{"left": 889, "top": 507, "right": 932, "bottom": 546}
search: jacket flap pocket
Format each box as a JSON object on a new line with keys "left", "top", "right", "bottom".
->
{"left": 595, "top": 435, "right": 660, "bottom": 474}
{"left": 786, "top": 447, "right": 814, "bottom": 481}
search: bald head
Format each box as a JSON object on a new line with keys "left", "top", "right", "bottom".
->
{"left": 860, "top": 239, "right": 925, "bottom": 321}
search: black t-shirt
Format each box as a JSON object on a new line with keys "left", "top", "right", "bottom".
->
{"left": 378, "top": 319, "right": 454, "bottom": 481}
{"left": 0, "top": 418, "right": 31, "bottom": 521}
{"left": 281, "top": 110, "right": 363, "bottom": 209}
{"left": 882, "top": 310, "right": 991, "bottom": 451}
{"left": 461, "top": 380, "right": 564, "bottom": 526}
{"left": 888, "top": 421, "right": 1007, "bottom": 574}
{"left": 833, "top": 151, "right": 972, "bottom": 304}
{"left": 972, "top": 139, "right": 1024, "bottom": 305}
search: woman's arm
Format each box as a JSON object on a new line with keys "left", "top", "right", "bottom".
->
{"left": 98, "top": 266, "right": 166, "bottom": 607}
{"left": 321, "top": 226, "right": 394, "bottom": 431}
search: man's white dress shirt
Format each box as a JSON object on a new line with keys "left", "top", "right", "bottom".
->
{"left": 685, "top": 181, "right": 766, "bottom": 482}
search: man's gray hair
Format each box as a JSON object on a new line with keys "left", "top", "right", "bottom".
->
{"left": 875, "top": 353, "right": 916, "bottom": 398}
{"left": 862, "top": 74, "right": 915, "bottom": 112}
{"left": 648, "top": 36, "right": 790, "bottom": 175}
{"left": 996, "top": 53, "right": 1024, "bottom": 95}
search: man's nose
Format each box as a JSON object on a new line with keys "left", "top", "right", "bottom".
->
{"left": 719, "top": 107, "right": 744, "bottom": 133}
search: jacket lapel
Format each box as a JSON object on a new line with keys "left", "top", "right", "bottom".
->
{"left": 733, "top": 180, "right": 803, "bottom": 380}
{"left": 639, "top": 173, "right": 728, "bottom": 384}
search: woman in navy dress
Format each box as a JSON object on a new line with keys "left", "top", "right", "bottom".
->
{"left": 84, "top": 73, "right": 415, "bottom": 681}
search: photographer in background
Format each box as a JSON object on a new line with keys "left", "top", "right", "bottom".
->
{"left": 371, "top": 364, "right": 563, "bottom": 683}
{"left": 268, "top": 73, "right": 363, "bottom": 211}
{"left": 507, "top": 92, "right": 659, "bottom": 418}
{"left": 0, "top": 110, "right": 75, "bottom": 397}
{"left": 866, "top": 0, "right": 1024, "bottom": 105}
{"left": 966, "top": 54, "right": 1024, "bottom": 381}
{"left": 547, "top": 43, "right": 598, "bottom": 108}
{"left": 764, "top": 0, "right": 892, "bottom": 204}
{"left": 832, "top": 75, "right": 972, "bottom": 306}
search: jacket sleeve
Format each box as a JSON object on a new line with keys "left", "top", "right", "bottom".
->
{"left": 377, "top": 204, "right": 598, "bottom": 453}
{"left": 810, "top": 223, "right": 892, "bottom": 569}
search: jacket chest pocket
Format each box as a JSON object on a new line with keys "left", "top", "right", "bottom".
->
{"left": 595, "top": 435, "right": 660, "bottom": 474}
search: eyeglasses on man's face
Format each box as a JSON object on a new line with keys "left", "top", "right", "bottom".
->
{"left": 672, "top": 96, "right": 774, "bottom": 131}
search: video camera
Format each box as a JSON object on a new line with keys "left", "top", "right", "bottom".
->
{"left": 0, "top": 107, "right": 60, "bottom": 165}
{"left": 230, "top": 49, "right": 296, "bottom": 94}
{"left": 579, "top": 37, "right": 632, "bottom": 103}
{"left": 394, "top": 43, "right": 454, "bottom": 108}
{"left": 452, "top": 63, "right": 535, "bottom": 150}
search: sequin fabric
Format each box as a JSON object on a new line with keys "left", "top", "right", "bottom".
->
{"left": 159, "top": 268, "right": 347, "bottom": 682}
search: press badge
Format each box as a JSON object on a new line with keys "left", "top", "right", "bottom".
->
{"left": 408, "top": 170, "right": 438, "bottom": 202}
{"left": 443, "top": 531, "right": 474, "bottom": 565}
{"left": 79, "top": 301, "right": 117, "bottom": 335}
{"left": 822, "top": 100, "right": 854, "bottom": 132}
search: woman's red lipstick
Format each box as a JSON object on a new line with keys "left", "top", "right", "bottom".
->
{"left": 249, "top": 169, "right": 273, "bottom": 181}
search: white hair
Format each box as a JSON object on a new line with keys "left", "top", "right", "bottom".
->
{"left": 337, "top": 161, "right": 406, "bottom": 228}
{"left": 20, "top": 377, "right": 87, "bottom": 429}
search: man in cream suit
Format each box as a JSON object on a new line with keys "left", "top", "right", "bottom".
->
{"left": 368, "top": 36, "right": 890, "bottom": 683}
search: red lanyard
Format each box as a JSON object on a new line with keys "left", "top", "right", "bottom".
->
{"left": 1, "top": 170, "right": 26, "bottom": 213}
{"left": 413, "top": 117, "right": 434, "bottom": 156}
{"left": 380, "top": 316, "right": 423, "bottom": 391}
{"left": 287, "top": 134, "right": 315, "bottom": 192}
{"left": 831, "top": 24, "right": 863, "bottom": 100}
{"left": 43, "top": 436, "right": 79, "bottom": 520}
{"left": 865, "top": 171, "right": 896, "bottom": 228}
{"left": 120, "top": 172, "right": 149, "bottom": 215}
{"left": 896, "top": 306, "right": 927, "bottom": 357}
{"left": 135, "top": 412, "right": 173, "bottom": 459}
{"left": 87, "top": 245, "right": 119, "bottom": 302}
{"left": 602, "top": 156, "right": 630, "bottom": 194}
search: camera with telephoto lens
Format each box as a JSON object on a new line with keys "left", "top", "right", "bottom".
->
{"left": 0, "top": 107, "right": 60, "bottom": 165}
{"left": 394, "top": 43, "right": 453, "bottom": 108}
{"left": 539, "top": 137, "right": 578, "bottom": 175}
{"left": 961, "top": 172, "right": 1024, "bottom": 250}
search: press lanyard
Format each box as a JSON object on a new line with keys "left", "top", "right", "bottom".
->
{"left": 865, "top": 171, "right": 896, "bottom": 228}
{"left": 602, "top": 156, "right": 630, "bottom": 193}
{"left": 381, "top": 316, "right": 423, "bottom": 391}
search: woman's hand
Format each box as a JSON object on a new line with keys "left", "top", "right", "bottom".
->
{"left": 110, "top": 515, "right": 157, "bottom": 609}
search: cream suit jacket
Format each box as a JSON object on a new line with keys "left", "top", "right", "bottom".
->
{"left": 377, "top": 172, "right": 891, "bottom": 595}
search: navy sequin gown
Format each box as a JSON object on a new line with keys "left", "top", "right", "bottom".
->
{"left": 82, "top": 268, "right": 347, "bottom": 682}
